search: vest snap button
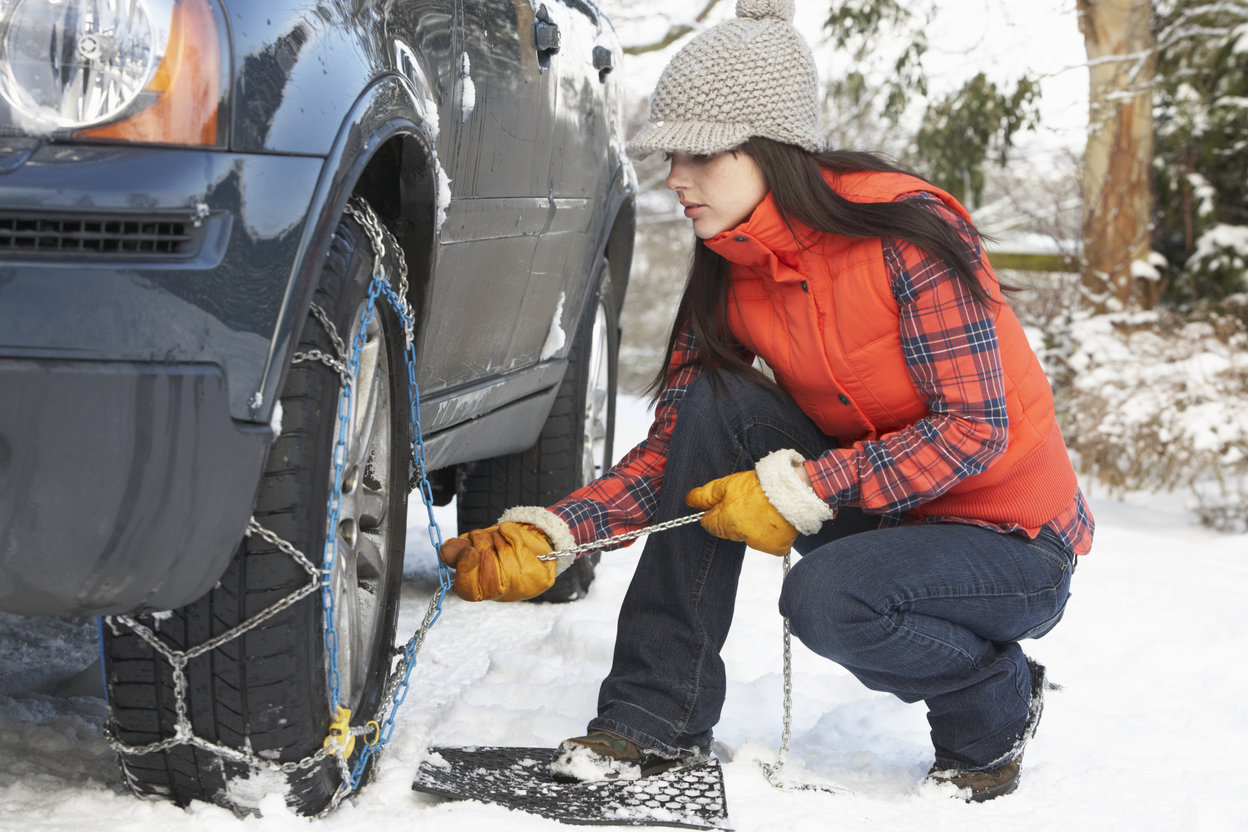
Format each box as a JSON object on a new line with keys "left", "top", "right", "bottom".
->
{"left": 733, "top": 235, "right": 747, "bottom": 243}
{"left": 838, "top": 393, "right": 851, "bottom": 406}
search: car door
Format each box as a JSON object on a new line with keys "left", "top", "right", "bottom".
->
{"left": 532, "top": 0, "right": 619, "bottom": 337}
{"left": 416, "top": 0, "right": 560, "bottom": 393}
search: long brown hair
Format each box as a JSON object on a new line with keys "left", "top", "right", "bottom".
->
{"left": 649, "top": 138, "right": 997, "bottom": 398}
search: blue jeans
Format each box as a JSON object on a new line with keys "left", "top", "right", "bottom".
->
{"left": 589, "top": 372, "right": 1074, "bottom": 769}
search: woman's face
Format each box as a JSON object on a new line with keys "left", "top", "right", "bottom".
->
{"left": 665, "top": 150, "right": 768, "bottom": 239}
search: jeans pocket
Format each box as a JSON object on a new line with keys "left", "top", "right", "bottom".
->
{"left": 1024, "top": 525, "right": 1074, "bottom": 572}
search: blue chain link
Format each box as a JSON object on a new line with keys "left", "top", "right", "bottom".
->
{"left": 318, "top": 231, "right": 452, "bottom": 791}
{"left": 343, "top": 282, "right": 453, "bottom": 789}
{"left": 321, "top": 275, "right": 384, "bottom": 713}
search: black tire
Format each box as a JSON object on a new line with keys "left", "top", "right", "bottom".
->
{"left": 102, "top": 200, "right": 410, "bottom": 815}
{"left": 456, "top": 261, "right": 619, "bottom": 602}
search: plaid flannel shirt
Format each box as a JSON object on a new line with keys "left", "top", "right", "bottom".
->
{"left": 551, "top": 198, "right": 1093, "bottom": 557}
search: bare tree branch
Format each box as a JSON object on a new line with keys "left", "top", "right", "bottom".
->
{"left": 621, "top": 0, "right": 726, "bottom": 55}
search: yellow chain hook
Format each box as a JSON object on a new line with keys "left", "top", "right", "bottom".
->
{"left": 323, "top": 705, "right": 355, "bottom": 758}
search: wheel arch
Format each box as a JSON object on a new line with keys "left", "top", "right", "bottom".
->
{"left": 257, "top": 75, "right": 441, "bottom": 420}
{"left": 350, "top": 130, "right": 440, "bottom": 347}
{"left": 602, "top": 188, "right": 636, "bottom": 318}
{"left": 570, "top": 162, "right": 635, "bottom": 349}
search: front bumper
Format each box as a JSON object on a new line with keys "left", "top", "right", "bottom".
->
{"left": 0, "top": 139, "right": 326, "bottom": 423}
{"left": 0, "top": 358, "right": 274, "bottom": 616}
{"left": 0, "top": 140, "right": 324, "bottom": 616}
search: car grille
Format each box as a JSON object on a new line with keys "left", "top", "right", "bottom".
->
{"left": 0, "top": 211, "right": 203, "bottom": 259}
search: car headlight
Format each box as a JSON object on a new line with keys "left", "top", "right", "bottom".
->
{"left": 0, "top": 0, "right": 224, "bottom": 146}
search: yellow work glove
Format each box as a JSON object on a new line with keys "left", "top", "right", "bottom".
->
{"left": 439, "top": 522, "right": 556, "bottom": 601}
{"left": 685, "top": 470, "right": 798, "bottom": 556}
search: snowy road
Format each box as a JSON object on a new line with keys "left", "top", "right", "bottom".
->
{"left": 2, "top": 396, "right": 1246, "bottom": 831}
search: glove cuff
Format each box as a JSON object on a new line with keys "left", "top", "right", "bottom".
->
{"left": 756, "top": 449, "right": 836, "bottom": 536}
{"left": 499, "top": 506, "right": 577, "bottom": 575}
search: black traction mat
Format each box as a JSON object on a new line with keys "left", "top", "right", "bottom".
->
{"left": 412, "top": 746, "right": 731, "bottom": 829}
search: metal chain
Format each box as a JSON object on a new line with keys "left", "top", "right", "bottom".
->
{"left": 536, "top": 507, "right": 806, "bottom": 791}
{"left": 759, "top": 555, "right": 848, "bottom": 795}
{"left": 103, "top": 198, "right": 451, "bottom": 818}
{"left": 537, "top": 511, "right": 706, "bottom": 561}
{"left": 104, "top": 518, "right": 331, "bottom": 775}
{"left": 761, "top": 553, "right": 795, "bottom": 786}
{"left": 324, "top": 199, "right": 451, "bottom": 808}
{"left": 310, "top": 303, "right": 349, "bottom": 360}
{"left": 293, "top": 303, "right": 352, "bottom": 380}
{"left": 292, "top": 347, "right": 350, "bottom": 379}
{"left": 533, "top": 501, "right": 808, "bottom": 791}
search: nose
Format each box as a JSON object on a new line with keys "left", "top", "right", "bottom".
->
{"left": 665, "top": 156, "right": 688, "bottom": 192}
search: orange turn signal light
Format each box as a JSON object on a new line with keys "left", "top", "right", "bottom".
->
{"left": 76, "top": 0, "right": 222, "bottom": 147}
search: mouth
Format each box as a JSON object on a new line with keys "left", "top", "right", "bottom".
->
{"left": 682, "top": 202, "right": 706, "bottom": 219}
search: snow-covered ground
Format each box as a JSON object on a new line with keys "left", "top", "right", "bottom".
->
{"left": 2, "top": 394, "right": 1246, "bottom": 831}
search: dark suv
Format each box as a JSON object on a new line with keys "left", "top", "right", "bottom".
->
{"left": 0, "top": 0, "right": 633, "bottom": 815}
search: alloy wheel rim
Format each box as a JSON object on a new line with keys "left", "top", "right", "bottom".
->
{"left": 329, "top": 301, "right": 393, "bottom": 710}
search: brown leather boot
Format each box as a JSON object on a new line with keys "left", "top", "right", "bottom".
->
{"left": 927, "top": 657, "right": 1050, "bottom": 802}
{"left": 926, "top": 758, "right": 1021, "bottom": 802}
{"left": 549, "top": 730, "right": 691, "bottom": 781}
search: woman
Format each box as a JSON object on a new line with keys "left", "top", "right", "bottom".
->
{"left": 440, "top": 0, "right": 1092, "bottom": 802}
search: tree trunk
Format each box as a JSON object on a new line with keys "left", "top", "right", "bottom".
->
{"left": 1077, "top": 0, "right": 1156, "bottom": 311}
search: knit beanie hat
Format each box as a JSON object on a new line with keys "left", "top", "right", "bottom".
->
{"left": 628, "top": 0, "right": 821, "bottom": 158}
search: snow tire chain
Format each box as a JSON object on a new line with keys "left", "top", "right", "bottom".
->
{"left": 103, "top": 518, "right": 337, "bottom": 778}
{"left": 537, "top": 511, "right": 707, "bottom": 561}
{"left": 760, "top": 552, "right": 796, "bottom": 788}
{"left": 104, "top": 198, "right": 447, "bottom": 818}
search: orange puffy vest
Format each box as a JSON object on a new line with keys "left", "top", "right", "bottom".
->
{"left": 705, "top": 170, "right": 1077, "bottom": 529}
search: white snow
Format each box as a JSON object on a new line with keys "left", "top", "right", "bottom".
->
{"left": 411, "top": 88, "right": 451, "bottom": 233}
{"left": 2, "top": 394, "right": 1247, "bottom": 831}
{"left": 433, "top": 151, "right": 452, "bottom": 234}
{"left": 548, "top": 742, "right": 641, "bottom": 782}
{"left": 1186, "top": 173, "right": 1217, "bottom": 220}
{"left": 539, "top": 292, "right": 567, "bottom": 360}
{"left": 1130, "top": 257, "right": 1161, "bottom": 281}
{"left": 459, "top": 52, "right": 476, "bottom": 124}
{"left": 1191, "top": 223, "right": 1248, "bottom": 266}
{"left": 1065, "top": 311, "right": 1248, "bottom": 463}
{"left": 269, "top": 400, "right": 283, "bottom": 438}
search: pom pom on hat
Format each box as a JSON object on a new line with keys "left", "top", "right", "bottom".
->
{"left": 736, "top": 0, "right": 796, "bottom": 21}
{"left": 628, "top": 0, "right": 821, "bottom": 158}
